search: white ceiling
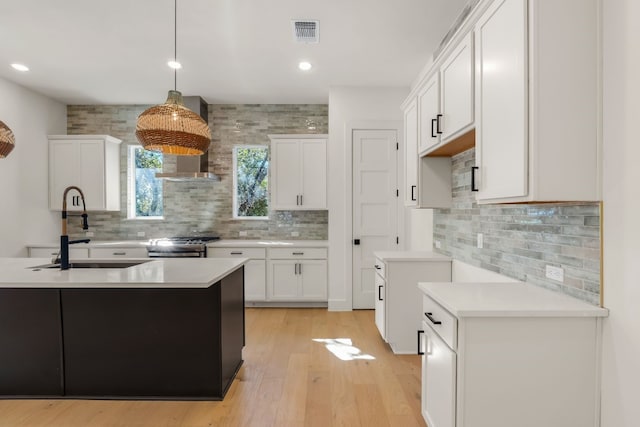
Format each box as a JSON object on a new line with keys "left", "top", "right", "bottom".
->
{"left": 0, "top": 0, "right": 467, "bottom": 105}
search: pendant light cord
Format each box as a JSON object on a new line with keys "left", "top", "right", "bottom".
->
{"left": 174, "top": 0, "right": 177, "bottom": 91}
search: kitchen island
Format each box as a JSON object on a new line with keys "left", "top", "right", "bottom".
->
{"left": 0, "top": 257, "right": 247, "bottom": 400}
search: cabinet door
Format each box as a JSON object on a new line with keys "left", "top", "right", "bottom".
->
{"left": 77, "top": 140, "right": 105, "bottom": 211}
{"left": 268, "top": 260, "right": 299, "bottom": 300}
{"left": 244, "top": 259, "right": 267, "bottom": 302}
{"left": 423, "top": 323, "right": 456, "bottom": 427}
{"left": 403, "top": 98, "right": 418, "bottom": 206}
{"left": 299, "top": 260, "right": 327, "bottom": 300}
{"left": 89, "top": 247, "right": 148, "bottom": 259}
{"left": 49, "top": 140, "right": 78, "bottom": 210}
{"left": 29, "top": 247, "right": 89, "bottom": 259}
{"left": 271, "top": 140, "right": 301, "bottom": 210}
{"left": 440, "top": 33, "right": 474, "bottom": 142}
{"left": 300, "top": 139, "right": 327, "bottom": 209}
{"left": 475, "top": 0, "right": 528, "bottom": 201}
{"left": 374, "top": 273, "right": 385, "bottom": 339}
{"left": 418, "top": 74, "right": 441, "bottom": 154}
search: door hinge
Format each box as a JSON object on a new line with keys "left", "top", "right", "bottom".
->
{"left": 396, "top": 236, "right": 399, "bottom": 245}
{"left": 396, "top": 142, "right": 399, "bottom": 150}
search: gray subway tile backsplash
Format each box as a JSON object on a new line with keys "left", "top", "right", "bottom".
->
{"left": 66, "top": 104, "right": 328, "bottom": 240}
{"left": 434, "top": 148, "right": 601, "bottom": 305}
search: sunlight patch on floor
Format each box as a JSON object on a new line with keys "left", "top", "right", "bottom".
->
{"left": 312, "top": 338, "right": 376, "bottom": 361}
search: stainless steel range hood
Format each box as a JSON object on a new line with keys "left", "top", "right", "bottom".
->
{"left": 155, "top": 96, "right": 219, "bottom": 181}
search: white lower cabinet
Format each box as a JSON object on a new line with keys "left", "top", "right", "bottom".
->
{"left": 422, "top": 320, "right": 456, "bottom": 427}
{"left": 419, "top": 284, "right": 607, "bottom": 427}
{"left": 207, "top": 247, "right": 267, "bottom": 302}
{"left": 89, "top": 247, "right": 148, "bottom": 258}
{"left": 373, "top": 253, "right": 451, "bottom": 354}
{"left": 28, "top": 247, "right": 89, "bottom": 259}
{"left": 268, "top": 259, "right": 327, "bottom": 301}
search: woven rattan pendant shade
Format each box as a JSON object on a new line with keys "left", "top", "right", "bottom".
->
{"left": 136, "top": 90, "right": 211, "bottom": 155}
{"left": 0, "top": 120, "right": 15, "bottom": 158}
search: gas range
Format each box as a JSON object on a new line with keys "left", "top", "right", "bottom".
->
{"left": 146, "top": 236, "right": 220, "bottom": 258}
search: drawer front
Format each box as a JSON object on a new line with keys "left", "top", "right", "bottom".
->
{"left": 207, "top": 247, "right": 266, "bottom": 259}
{"left": 423, "top": 295, "right": 457, "bottom": 351}
{"left": 269, "top": 247, "right": 327, "bottom": 259}
{"left": 29, "top": 247, "right": 89, "bottom": 259}
{"left": 90, "top": 247, "right": 148, "bottom": 259}
{"left": 374, "top": 257, "right": 386, "bottom": 279}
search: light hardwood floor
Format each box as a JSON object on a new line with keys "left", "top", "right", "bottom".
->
{"left": 0, "top": 308, "right": 426, "bottom": 427}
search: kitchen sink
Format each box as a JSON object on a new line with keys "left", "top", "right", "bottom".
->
{"left": 29, "top": 260, "right": 151, "bottom": 270}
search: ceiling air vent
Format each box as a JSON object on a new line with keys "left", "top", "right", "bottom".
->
{"left": 292, "top": 20, "right": 319, "bottom": 43}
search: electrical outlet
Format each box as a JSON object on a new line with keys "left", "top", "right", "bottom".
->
{"left": 545, "top": 265, "right": 564, "bottom": 283}
{"left": 239, "top": 231, "right": 248, "bottom": 237}
{"left": 477, "top": 233, "right": 483, "bottom": 249}
{"left": 291, "top": 231, "right": 300, "bottom": 237}
{"left": 137, "top": 231, "right": 145, "bottom": 237}
{"left": 85, "top": 231, "right": 94, "bottom": 237}
{"left": 435, "top": 240, "right": 441, "bottom": 249}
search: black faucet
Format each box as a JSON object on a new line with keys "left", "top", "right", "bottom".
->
{"left": 60, "top": 186, "right": 89, "bottom": 270}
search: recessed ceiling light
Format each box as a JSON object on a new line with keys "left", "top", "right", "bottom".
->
{"left": 11, "top": 63, "right": 29, "bottom": 72}
{"left": 298, "top": 61, "right": 312, "bottom": 71}
{"left": 167, "top": 60, "right": 182, "bottom": 69}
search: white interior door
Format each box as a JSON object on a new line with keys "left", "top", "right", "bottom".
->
{"left": 352, "top": 129, "right": 398, "bottom": 309}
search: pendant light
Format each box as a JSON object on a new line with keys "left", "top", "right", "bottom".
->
{"left": 135, "top": 0, "right": 211, "bottom": 156}
{"left": 0, "top": 120, "right": 15, "bottom": 158}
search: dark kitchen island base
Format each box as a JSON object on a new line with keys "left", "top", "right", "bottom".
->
{"left": 0, "top": 266, "right": 244, "bottom": 400}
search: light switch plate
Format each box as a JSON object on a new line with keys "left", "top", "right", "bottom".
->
{"left": 86, "top": 231, "right": 94, "bottom": 237}
{"left": 435, "top": 240, "right": 441, "bottom": 249}
{"left": 477, "top": 233, "right": 483, "bottom": 249}
{"left": 137, "top": 231, "right": 145, "bottom": 237}
{"left": 239, "top": 231, "right": 248, "bottom": 237}
{"left": 291, "top": 231, "right": 300, "bottom": 237}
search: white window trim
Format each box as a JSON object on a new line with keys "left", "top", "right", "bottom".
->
{"left": 232, "top": 145, "right": 269, "bottom": 220}
{"left": 127, "top": 145, "right": 164, "bottom": 220}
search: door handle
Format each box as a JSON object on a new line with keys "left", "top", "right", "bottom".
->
{"left": 374, "top": 265, "right": 381, "bottom": 270}
{"left": 425, "top": 312, "right": 442, "bottom": 325}
{"left": 436, "top": 114, "right": 443, "bottom": 134}
{"left": 417, "top": 330, "right": 425, "bottom": 355}
{"left": 300, "top": 194, "right": 303, "bottom": 205}
{"left": 112, "top": 252, "right": 126, "bottom": 256}
{"left": 431, "top": 118, "right": 437, "bottom": 138}
{"left": 230, "top": 251, "right": 243, "bottom": 255}
{"left": 471, "top": 166, "right": 479, "bottom": 192}
{"left": 378, "top": 285, "right": 383, "bottom": 301}
{"left": 296, "top": 195, "right": 300, "bottom": 205}
{"left": 411, "top": 185, "right": 416, "bottom": 201}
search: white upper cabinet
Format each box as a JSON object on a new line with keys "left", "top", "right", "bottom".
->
{"left": 417, "top": 74, "right": 441, "bottom": 155}
{"left": 48, "top": 135, "right": 121, "bottom": 211}
{"left": 403, "top": 98, "right": 418, "bottom": 206}
{"left": 269, "top": 134, "right": 327, "bottom": 210}
{"left": 439, "top": 32, "right": 474, "bottom": 143}
{"left": 474, "top": 0, "right": 600, "bottom": 203}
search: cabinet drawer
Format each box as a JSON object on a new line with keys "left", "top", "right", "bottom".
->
{"left": 90, "top": 247, "right": 148, "bottom": 258}
{"left": 374, "top": 258, "right": 386, "bottom": 279}
{"left": 29, "top": 247, "right": 89, "bottom": 259}
{"left": 269, "top": 247, "right": 327, "bottom": 259}
{"left": 207, "top": 248, "right": 266, "bottom": 259}
{"left": 423, "top": 295, "right": 457, "bottom": 351}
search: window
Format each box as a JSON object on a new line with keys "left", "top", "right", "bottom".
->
{"left": 233, "top": 145, "right": 269, "bottom": 219}
{"left": 128, "top": 145, "right": 163, "bottom": 219}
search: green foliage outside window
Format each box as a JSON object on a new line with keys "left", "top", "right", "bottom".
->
{"left": 134, "top": 147, "right": 163, "bottom": 217}
{"left": 236, "top": 146, "right": 269, "bottom": 217}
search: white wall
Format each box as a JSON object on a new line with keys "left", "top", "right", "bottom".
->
{"left": 406, "top": 208, "right": 433, "bottom": 250}
{"left": 601, "top": 1, "right": 640, "bottom": 426}
{"left": 0, "top": 77, "right": 66, "bottom": 256}
{"left": 327, "top": 86, "right": 414, "bottom": 310}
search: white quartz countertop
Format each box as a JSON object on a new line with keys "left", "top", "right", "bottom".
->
{"left": 0, "top": 257, "right": 247, "bottom": 289}
{"left": 374, "top": 251, "right": 451, "bottom": 262}
{"left": 27, "top": 240, "right": 149, "bottom": 248}
{"left": 207, "top": 239, "right": 328, "bottom": 248}
{"left": 418, "top": 282, "right": 608, "bottom": 318}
